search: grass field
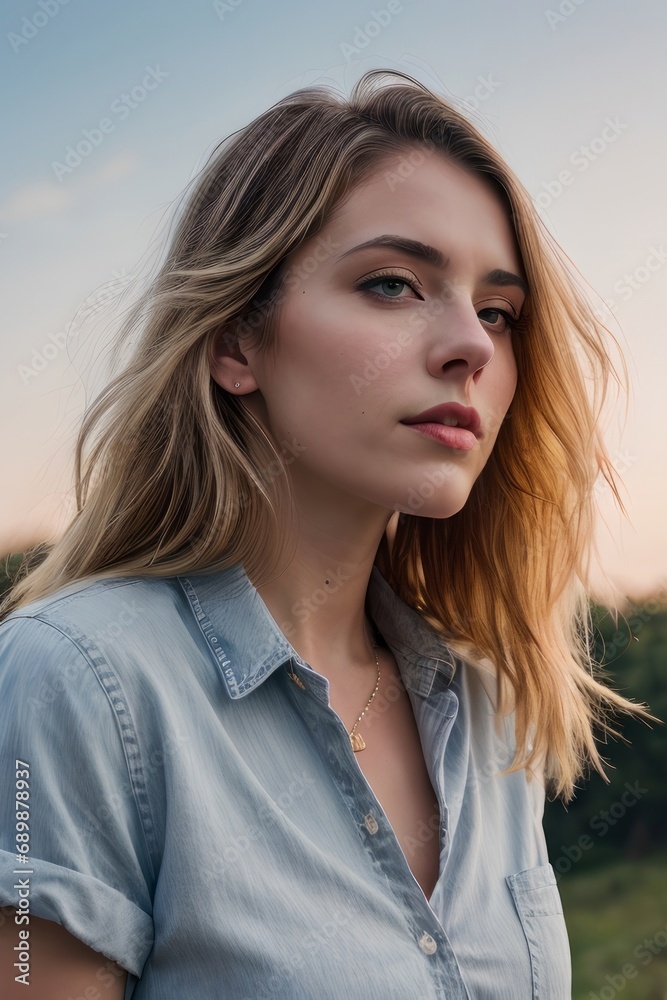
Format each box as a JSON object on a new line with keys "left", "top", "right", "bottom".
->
{"left": 558, "top": 850, "right": 667, "bottom": 999}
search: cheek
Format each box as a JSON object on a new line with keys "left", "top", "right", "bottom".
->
{"left": 255, "top": 332, "right": 366, "bottom": 443}
{"left": 495, "top": 343, "right": 518, "bottom": 401}
{"left": 279, "top": 314, "right": 386, "bottom": 408}
{"left": 484, "top": 350, "right": 517, "bottom": 437}
{"left": 504, "top": 360, "right": 518, "bottom": 409}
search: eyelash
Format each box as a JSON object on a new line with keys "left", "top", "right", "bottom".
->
{"left": 356, "top": 270, "right": 527, "bottom": 334}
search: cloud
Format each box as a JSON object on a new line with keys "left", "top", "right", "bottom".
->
{"left": 0, "top": 151, "right": 141, "bottom": 224}
{"left": 83, "top": 150, "right": 140, "bottom": 188}
{"left": 0, "top": 181, "right": 74, "bottom": 222}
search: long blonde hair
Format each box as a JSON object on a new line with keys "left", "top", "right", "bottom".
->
{"left": 2, "top": 69, "right": 657, "bottom": 802}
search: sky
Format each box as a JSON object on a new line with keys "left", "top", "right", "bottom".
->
{"left": 1, "top": 0, "right": 665, "bottom": 601}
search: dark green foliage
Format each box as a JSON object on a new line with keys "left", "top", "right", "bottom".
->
{"left": 0, "top": 552, "right": 26, "bottom": 600}
{"left": 544, "top": 599, "right": 667, "bottom": 874}
{"left": 559, "top": 850, "right": 667, "bottom": 999}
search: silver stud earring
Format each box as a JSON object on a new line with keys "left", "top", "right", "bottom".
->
{"left": 234, "top": 382, "right": 240, "bottom": 388}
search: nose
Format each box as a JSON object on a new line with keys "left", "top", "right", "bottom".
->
{"left": 425, "top": 300, "right": 495, "bottom": 386}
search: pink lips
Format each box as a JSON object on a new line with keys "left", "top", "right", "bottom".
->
{"left": 400, "top": 402, "right": 482, "bottom": 451}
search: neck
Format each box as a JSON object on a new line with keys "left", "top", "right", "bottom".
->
{"left": 245, "top": 506, "right": 398, "bottom": 679}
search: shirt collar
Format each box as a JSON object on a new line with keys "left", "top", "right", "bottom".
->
{"left": 177, "top": 562, "right": 457, "bottom": 701}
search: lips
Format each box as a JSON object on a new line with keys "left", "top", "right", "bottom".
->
{"left": 400, "top": 402, "right": 482, "bottom": 438}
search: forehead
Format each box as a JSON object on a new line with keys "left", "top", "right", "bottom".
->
{"left": 314, "top": 149, "right": 525, "bottom": 278}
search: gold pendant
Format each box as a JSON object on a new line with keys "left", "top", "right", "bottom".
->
{"left": 287, "top": 670, "right": 306, "bottom": 690}
{"left": 350, "top": 731, "right": 366, "bottom": 752}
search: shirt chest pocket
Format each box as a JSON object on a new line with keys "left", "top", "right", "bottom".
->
{"left": 506, "top": 864, "right": 572, "bottom": 1000}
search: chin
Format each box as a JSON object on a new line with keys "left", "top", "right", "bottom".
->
{"left": 385, "top": 461, "right": 477, "bottom": 517}
{"left": 391, "top": 486, "right": 473, "bottom": 519}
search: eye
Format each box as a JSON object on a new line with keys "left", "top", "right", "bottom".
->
{"left": 356, "top": 269, "right": 423, "bottom": 301}
{"left": 477, "top": 307, "right": 524, "bottom": 334}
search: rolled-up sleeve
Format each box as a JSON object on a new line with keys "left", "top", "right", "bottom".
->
{"left": 0, "top": 615, "right": 154, "bottom": 977}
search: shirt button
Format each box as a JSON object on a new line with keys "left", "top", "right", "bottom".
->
{"left": 363, "top": 813, "right": 379, "bottom": 835}
{"left": 418, "top": 932, "right": 437, "bottom": 955}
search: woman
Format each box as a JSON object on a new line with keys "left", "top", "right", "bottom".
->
{"left": 0, "top": 69, "right": 656, "bottom": 999}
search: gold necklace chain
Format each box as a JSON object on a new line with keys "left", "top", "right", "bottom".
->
{"left": 349, "top": 645, "right": 380, "bottom": 753}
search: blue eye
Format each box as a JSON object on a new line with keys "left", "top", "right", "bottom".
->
{"left": 357, "top": 273, "right": 421, "bottom": 300}
{"left": 477, "top": 308, "right": 524, "bottom": 334}
{"left": 356, "top": 274, "right": 526, "bottom": 334}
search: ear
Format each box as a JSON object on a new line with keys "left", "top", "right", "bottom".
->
{"left": 209, "top": 324, "right": 260, "bottom": 395}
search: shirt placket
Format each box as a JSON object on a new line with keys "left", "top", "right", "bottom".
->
{"left": 284, "top": 656, "right": 471, "bottom": 1000}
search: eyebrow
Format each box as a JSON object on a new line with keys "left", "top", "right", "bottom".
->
{"left": 335, "top": 234, "right": 529, "bottom": 296}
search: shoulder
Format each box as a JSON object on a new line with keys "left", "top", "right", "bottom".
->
{"left": 0, "top": 586, "right": 160, "bottom": 970}
{"left": 1, "top": 573, "right": 192, "bottom": 672}
{"left": 1, "top": 572, "right": 181, "bottom": 634}
{"left": 0, "top": 574, "right": 208, "bottom": 738}
{"left": 0, "top": 577, "right": 199, "bottom": 846}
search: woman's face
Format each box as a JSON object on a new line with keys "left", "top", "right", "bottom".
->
{"left": 214, "top": 149, "right": 527, "bottom": 519}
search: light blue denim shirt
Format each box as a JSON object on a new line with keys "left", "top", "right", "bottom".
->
{"left": 0, "top": 562, "right": 572, "bottom": 999}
